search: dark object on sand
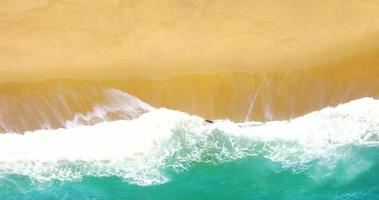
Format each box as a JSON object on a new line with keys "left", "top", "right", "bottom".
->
{"left": 205, "top": 119, "right": 214, "bottom": 124}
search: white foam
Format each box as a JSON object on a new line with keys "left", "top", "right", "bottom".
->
{"left": 0, "top": 97, "right": 378, "bottom": 185}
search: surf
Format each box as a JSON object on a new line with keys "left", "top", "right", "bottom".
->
{"left": 0, "top": 91, "right": 378, "bottom": 187}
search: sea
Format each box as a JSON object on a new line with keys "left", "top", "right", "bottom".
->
{"left": 0, "top": 89, "right": 378, "bottom": 199}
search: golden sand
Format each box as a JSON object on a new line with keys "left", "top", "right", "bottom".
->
{"left": 0, "top": 0, "right": 379, "bottom": 132}
{"left": 1, "top": 0, "right": 379, "bottom": 80}
{"left": 2, "top": 52, "right": 379, "bottom": 133}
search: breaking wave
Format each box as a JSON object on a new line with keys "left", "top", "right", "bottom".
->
{"left": 0, "top": 93, "right": 378, "bottom": 186}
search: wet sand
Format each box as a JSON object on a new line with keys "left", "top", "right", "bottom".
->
{"left": 1, "top": 0, "right": 379, "bottom": 132}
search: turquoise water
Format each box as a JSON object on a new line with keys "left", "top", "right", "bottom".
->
{"left": 0, "top": 97, "right": 379, "bottom": 199}
{"left": 1, "top": 145, "right": 378, "bottom": 200}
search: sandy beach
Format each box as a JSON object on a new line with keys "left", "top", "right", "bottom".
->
{"left": 1, "top": 0, "right": 379, "bottom": 130}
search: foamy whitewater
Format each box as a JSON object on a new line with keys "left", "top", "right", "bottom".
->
{"left": 0, "top": 91, "right": 378, "bottom": 199}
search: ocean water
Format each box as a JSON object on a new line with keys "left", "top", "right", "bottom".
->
{"left": 0, "top": 92, "right": 378, "bottom": 199}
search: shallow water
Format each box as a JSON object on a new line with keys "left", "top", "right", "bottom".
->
{"left": 0, "top": 96, "right": 378, "bottom": 199}
{"left": 1, "top": 149, "right": 378, "bottom": 200}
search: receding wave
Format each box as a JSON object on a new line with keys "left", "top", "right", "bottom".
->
{"left": 0, "top": 84, "right": 153, "bottom": 133}
{"left": 0, "top": 96, "right": 378, "bottom": 186}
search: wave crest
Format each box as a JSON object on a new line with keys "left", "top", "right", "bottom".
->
{"left": 0, "top": 98, "right": 378, "bottom": 185}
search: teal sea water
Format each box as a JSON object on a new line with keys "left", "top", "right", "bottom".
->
{"left": 1, "top": 146, "right": 378, "bottom": 200}
{"left": 0, "top": 92, "right": 378, "bottom": 199}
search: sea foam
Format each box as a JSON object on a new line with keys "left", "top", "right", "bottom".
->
{"left": 0, "top": 95, "right": 378, "bottom": 185}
